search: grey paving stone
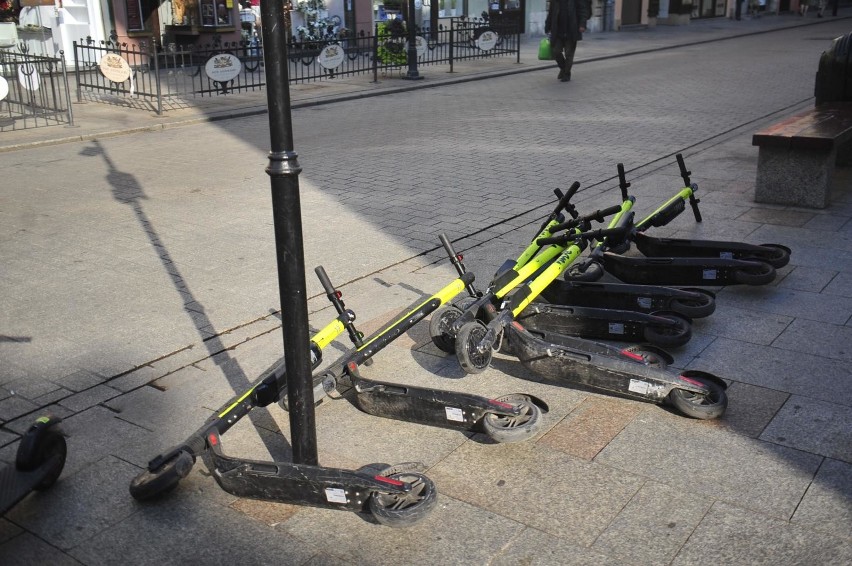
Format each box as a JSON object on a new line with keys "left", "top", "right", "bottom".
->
{"left": 428, "top": 441, "right": 644, "bottom": 546}
{"left": 492, "top": 526, "right": 623, "bottom": 566}
{"left": 0, "top": 518, "right": 22, "bottom": 544}
{"left": 0, "top": 532, "right": 81, "bottom": 565}
{"left": 776, "top": 265, "right": 838, "bottom": 293}
{"left": 690, "top": 337, "right": 852, "bottom": 407}
{"left": 57, "top": 384, "right": 122, "bottom": 413}
{"left": 760, "top": 396, "right": 852, "bottom": 462}
{"left": 716, "top": 381, "right": 789, "bottom": 439}
{"left": 716, "top": 285, "right": 852, "bottom": 325}
{"left": 0, "top": 395, "right": 39, "bottom": 423}
{"left": 1, "top": 377, "right": 61, "bottom": 400}
{"left": 52, "top": 369, "right": 107, "bottom": 393}
{"left": 69, "top": 487, "right": 319, "bottom": 565}
{"left": 672, "top": 501, "right": 852, "bottom": 566}
{"left": 771, "top": 318, "right": 852, "bottom": 362}
{"left": 591, "top": 481, "right": 715, "bottom": 566}
{"left": 595, "top": 411, "right": 822, "bottom": 520}
{"left": 4, "top": 455, "right": 140, "bottom": 551}
{"left": 690, "top": 304, "right": 792, "bottom": 346}
{"left": 791, "top": 458, "right": 852, "bottom": 538}
{"left": 825, "top": 272, "right": 852, "bottom": 299}
{"left": 280, "top": 494, "right": 524, "bottom": 565}
{"left": 58, "top": 405, "right": 150, "bottom": 477}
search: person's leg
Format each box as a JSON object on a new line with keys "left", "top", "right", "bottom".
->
{"left": 551, "top": 35, "right": 568, "bottom": 80}
{"left": 561, "top": 39, "right": 578, "bottom": 81}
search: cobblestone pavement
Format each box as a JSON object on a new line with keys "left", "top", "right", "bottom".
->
{"left": 1, "top": 11, "right": 851, "bottom": 565}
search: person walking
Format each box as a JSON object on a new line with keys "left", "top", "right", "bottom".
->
{"left": 544, "top": 0, "right": 591, "bottom": 82}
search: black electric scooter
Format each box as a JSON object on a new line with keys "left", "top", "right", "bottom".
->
{"left": 435, "top": 234, "right": 728, "bottom": 420}
{"left": 431, "top": 184, "right": 694, "bottom": 350}
{"left": 130, "top": 294, "right": 437, "bottom": 528}
{"left": 287, "top": 266, "right": 545, "bottom": 444}
{"left": 566, "top": 157, "right": 789, "bottom": 286}
{"left": 1, "top": 415, "right": 67, "bottom": 515}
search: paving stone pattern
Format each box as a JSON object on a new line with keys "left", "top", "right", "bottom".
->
{"left": 1, "top": 13, "right": 852, "bottom": 565}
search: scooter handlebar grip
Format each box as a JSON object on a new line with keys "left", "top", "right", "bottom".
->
{"left": 555, "top": 181, "right": 580, "bottom": 213}
{"left": 439, "top": 233, "right": 455, "bottom": 257}
{"left": 578, "top": 226, "right": 627, "bottom": 242}
{"left": 535, "top": 233, "right": 571, "bottom": 246}
{"left": 315, "top": 265, "right": 336, "bottom": 296}
{"left": 585, "top": 203, "right": 625, "bottom": 223}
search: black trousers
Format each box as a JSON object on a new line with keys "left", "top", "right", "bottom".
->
{"left": 551, "top": 36, "right": 578, "bottom": 72}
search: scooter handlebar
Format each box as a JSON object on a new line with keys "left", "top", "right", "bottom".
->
{"left": 553, "top": 181, "right": 580, "bottom": 216}
{"left": 536, "top": 226, "right": 627, "bottom": 247}
{"left": 315, "top": 265, "right": 336, "bottom": 297}
{"left": 548, "top": 203, "right": 624, "bottom": 234}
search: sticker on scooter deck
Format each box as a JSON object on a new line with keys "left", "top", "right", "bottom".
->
{"left": 325, "top": 487, "right": 348, "bottom": 504}
{"left": 445, "top": 407, "right": 465, "bottom": 422}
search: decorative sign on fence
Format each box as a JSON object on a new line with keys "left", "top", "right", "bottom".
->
{"left": 476, "top": 30, "right": 499, "bottom": 51}
{"left": 99, "top": 53, "right": 132, "bottom": 83}
{"left": 204, "top": 53, "right": 242, "bottom": 82}
{"left": 403, "top": 36, "right": 427, "bottom": 58}
{"left": 0, "top": 76, "right": 8, "bottom": 101}
{"left": 17, "top": 64, "right": 39, "bottom": 91}
{"left": 317, "top": 43, "right": 345, "bottom": 70}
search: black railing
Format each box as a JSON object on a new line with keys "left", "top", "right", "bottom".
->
{"left": 73, "top": 16, "right": 520, "bottom": 115}
{"left": 0, "top": 49, "right": 73, "bottom": 131}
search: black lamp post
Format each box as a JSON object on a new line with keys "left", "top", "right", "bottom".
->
{"left": 259, "top": 0, "right": 318, "bottom": 466}
{"left": 403, "top": 0, "right": 423, "bottom": 80}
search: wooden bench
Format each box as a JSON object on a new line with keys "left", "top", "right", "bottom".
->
{"left": 752, "top": 103, "right": 852, "bottom": 209}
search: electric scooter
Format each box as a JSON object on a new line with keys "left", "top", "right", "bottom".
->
{"left": 565, "top": 157, "right": 789, "bottom": 286}
{"left": 1, "top": 416, "right": 67, "bottom": 515}
{"left": 130, "top": 297, "right": 437, "bottom": 528}
{"left": 436, "top": 235, "right": 728, "bottom": 420}
{"left": 286, "top": 266, "right": 545, "bottom": 444}
{"left": 431, "top": 183, "right": 694, "bottom": 350}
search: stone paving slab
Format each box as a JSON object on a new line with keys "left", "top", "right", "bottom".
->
{"left": 595, "top": 411, "right": 823, "bottom": 520}
{"left": 2, "top": 13, "right": 852, "bottom": 565}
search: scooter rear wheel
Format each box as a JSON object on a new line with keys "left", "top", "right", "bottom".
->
{"left": 668, "top": 374, "right": 727, "bottom": 419}
{"left": 429, "top": 305, "right": 463, "bottom": 354}
{"left": 482, "top": 394, "right": 542, "bottom": 443}
{"left": 455, "top": 321, "right": 493, "bottom": 374}
{"left": 670, "top": 288, "right": 715, "bottom": 318}
{"left": 643, "top": 313, "right": 692, "bottom": 348}
{"left": 369, "top": 472, "right": 437, "bottom": 528}
{"left": 129, "top": 450, "right": 195, "bottom": 501}
{"left": 733, "top": 261, "right": 775, "bottom": 285}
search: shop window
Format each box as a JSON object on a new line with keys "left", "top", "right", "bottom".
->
{"left": 199, "top": 0, "right": 233, "bottom": 27}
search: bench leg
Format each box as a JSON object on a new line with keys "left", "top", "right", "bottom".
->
{"left": 754, "top": 146, "right": 835, "bottom": 209}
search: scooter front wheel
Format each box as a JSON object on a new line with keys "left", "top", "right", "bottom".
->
{"left": 482, "top": 394, "right": 542, "bottom": 443}
{"left": 733, "top": 261, "right": 775, "bottom": 285}
{"left": 668, "top": 374, "right": 727, "bottom": 419}
{"left": 749, "top": 244, "right": 791, "bottom": 268}
{"left": 455, "top": 321, "right": 493, "bottom": 374}
{"left": 643, "top": 313, "right": 692, "bottom": 348}
{"left": 129, "top": 450, "right": 195, "bottom": 501}
{"left": 429, "top": 305, "right": 463, "bottom": 354}
{"left": 369, "top": 472, "right": 437, "bottom": 528}
{"left": 16, "top": 423, "right": 67, "bottom": 491}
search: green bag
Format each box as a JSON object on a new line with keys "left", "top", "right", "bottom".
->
{"left": 538, "top": 38, "right": 552, "bottom": 61}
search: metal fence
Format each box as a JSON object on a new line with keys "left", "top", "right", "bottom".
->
{"left": 0, "top": 49, "right": 73, "bottom": 132}
{"left": 73, "top": 16, "right": 519, "bottom": 115}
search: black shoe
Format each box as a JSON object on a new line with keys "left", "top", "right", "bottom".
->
{"left": 560, "top": 71, "right": 571, "bottom": 82}
{"left": 557, "top": 69, "right": 566, "bottom": 81}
